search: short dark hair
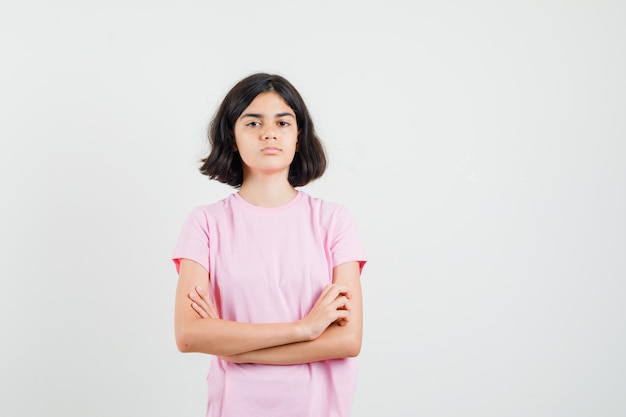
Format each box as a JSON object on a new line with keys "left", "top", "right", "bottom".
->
{"left": 199, "top": 73, "right": 327, "bottom": 188}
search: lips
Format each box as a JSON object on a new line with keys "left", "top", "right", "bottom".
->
{"left": 261, "top": 146, "right": 281, "bottom": 154}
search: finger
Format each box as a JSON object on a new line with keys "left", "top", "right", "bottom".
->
{"left": 333, "top": 308, "right": 350, "bottom": 323}
{"left": 191, "top": 301, "right": 209, "bottom": 318}
{"left": 332, "top": 295, "right": 351, "bottom": 311}
{"left": 319, "top": 285, "right": 345, "bottom": 304}
{"left": 318, "top": 283, "right": 335, "bottom": 300}
{"left": 329, "top": 284, "right": 351, "bottom": 300}
{"left": 205, "top": 302, "right": 219, "bottom": 319}
{"left": 189, "top": 291, "right": 218, "bottom": 318}
{"left": 192, "top": 287, "right": 217, "bottom": 312}
{"left": 195, "top": 285, "right": 210, "bottom": 301}
{"left": 189, "top": 291, "right": 206, "bottom": 307}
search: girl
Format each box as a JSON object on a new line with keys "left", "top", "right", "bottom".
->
{"left": 172, "top": 73, "right": 367, "bottom": 417}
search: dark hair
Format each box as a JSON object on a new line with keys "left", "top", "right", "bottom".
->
{"left": 199, "top": 73, "right": 327, "bottom": 188}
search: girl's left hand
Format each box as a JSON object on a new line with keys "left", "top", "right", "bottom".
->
{"left": 189, "top": 286, "right": 219, "bottom": 319}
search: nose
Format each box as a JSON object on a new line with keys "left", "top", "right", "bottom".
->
{"left": 262, "top": 126, "right": 277, "bottom": 140}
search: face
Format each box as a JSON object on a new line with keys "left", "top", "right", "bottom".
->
{"left": 233, "top": 91, "right": 299, "bottom": 179}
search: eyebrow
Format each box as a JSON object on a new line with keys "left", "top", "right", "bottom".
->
{"left": 240, "top": 112, "right": 295, "bottom": 119}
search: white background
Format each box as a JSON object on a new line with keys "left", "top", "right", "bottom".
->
{"left": 1, "top": 1, "right": 625, "bottom": 416}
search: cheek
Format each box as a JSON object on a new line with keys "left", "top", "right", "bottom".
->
{"left": 285, "top": 142, "right": 297, "bottom": 154}
{"left": 234, "top": 134, "right": 253, "bottom": 149}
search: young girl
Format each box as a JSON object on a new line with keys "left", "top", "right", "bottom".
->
{"left": 172, "top": 73, "right": 367, "bottom": 417}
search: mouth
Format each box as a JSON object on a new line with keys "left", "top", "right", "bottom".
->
{"left": 261, "top": 146, "right": 282, "bottom": 154}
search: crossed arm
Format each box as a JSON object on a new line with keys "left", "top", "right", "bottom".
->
{"left": 174, "top": 259, "right": 363, "bottom": 365}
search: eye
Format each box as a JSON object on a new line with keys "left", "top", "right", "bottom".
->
{"left": 278, "top": 121, "right": 291, "bottom": 127}
{"left": 246, "top": 121, "right": 260, "bottom": 127}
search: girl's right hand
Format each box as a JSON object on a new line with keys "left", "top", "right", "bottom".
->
{"left": 189, "top": 285, "right": 220, "bottom": 319}
{"left": 298, "top": 284, "right": 352, "bottom": 341}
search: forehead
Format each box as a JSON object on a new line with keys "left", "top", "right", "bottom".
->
{"left": 243, "top": 91, "right": 293, "bottom": 113}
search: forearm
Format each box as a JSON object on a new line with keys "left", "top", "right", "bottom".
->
{"left": 175, "top": 259, "right": 362, "bottom": 359}
{"left": 175, "top": 260, "right": 311, "bottom": 356}
{"left": 176, "top": 317, "right": 308, "bottom": 357}
{"left": 224, "top": 261, "right": 364, "bottom": 365}
{"left": 224, "top": 321, "right": 362, "bottom": 365}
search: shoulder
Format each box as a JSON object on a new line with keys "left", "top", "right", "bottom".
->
{"left": 191, "top": 193, "right": 237, "bottom": 215}
{"left": 300, "top": 191, "right": 340, "bottom": 210}
{"left": 183, "top": 193, "right": 238, "bottom": 225}
{"left": 299, "top": 192, "right": 355, "bottom": 222}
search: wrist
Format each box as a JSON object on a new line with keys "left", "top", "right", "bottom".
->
{"left": 294, "top": 320, "right": 312, "bottom": 342}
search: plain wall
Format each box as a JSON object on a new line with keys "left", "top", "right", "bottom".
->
{"left": 1, "top": 1, "right": 625, "bottom": 416}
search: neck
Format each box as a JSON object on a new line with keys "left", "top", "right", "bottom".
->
{"left": 238, "top": 175, "right": 297, "bottom": 208}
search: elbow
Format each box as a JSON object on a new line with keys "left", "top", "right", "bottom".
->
{"left": 175, "top": 326, "right": 195, "bottom": 353}
{"left": 334, "top": 322, "right": 362, "bottom": 358}
{"left": 175, "top": 320, "right": 224, "bottom": 355}
{"left": 346, "top": 340, "right": 361, "bottom": 357}
{"left": 343, "top": 332, "right": 362, "bottom": 358}
{"left": 176, "top": 340, "right": 193, "bottom": 353}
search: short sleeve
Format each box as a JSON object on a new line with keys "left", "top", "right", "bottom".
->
{"left": 330, "top": 206, "right": 367, "bottom": 273}
{"left": 171, "top": 206, "right": 210, "bottom": 274}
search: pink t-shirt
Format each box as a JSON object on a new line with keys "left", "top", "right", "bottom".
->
{"left": 172, "top": 191, "right": 367, "bottom": 417}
